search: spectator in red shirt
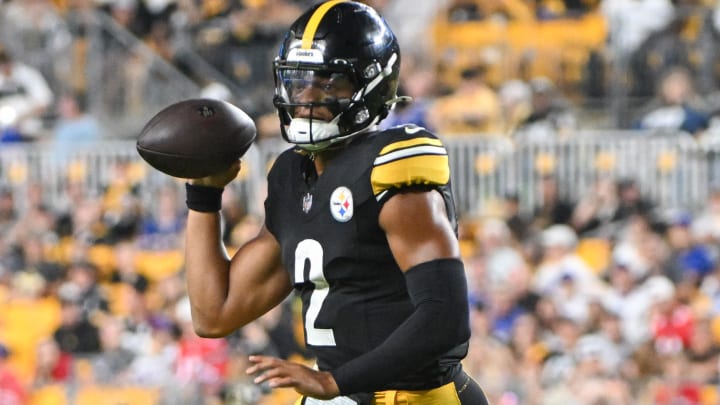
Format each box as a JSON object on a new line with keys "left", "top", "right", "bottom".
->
{"left": 649, "top": 279, "right": 694, "bottom": 354}
{"left": 0, "top": 343, "right": 27, "bottom": 405}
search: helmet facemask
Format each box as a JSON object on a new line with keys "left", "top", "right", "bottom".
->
{"left": 274, "top": 63, "right": 355, "bottom": 150}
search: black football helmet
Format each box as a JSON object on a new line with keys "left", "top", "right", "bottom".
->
{"left": 273, "top": 0, "right": 401, "bottom": 150}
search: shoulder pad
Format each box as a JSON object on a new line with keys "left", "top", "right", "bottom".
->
{"left": 370, "top": 126, "right": 449, "bottom": 201}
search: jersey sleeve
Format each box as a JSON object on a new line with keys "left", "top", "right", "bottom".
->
{"left": 370, "top": 130, "right": 450, "bottom": 205}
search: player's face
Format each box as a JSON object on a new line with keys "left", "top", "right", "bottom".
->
{"left": 280, "top": 70, "right": 356, "bottom": 121}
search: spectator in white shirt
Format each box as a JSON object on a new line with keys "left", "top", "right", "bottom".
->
{"left": 600, "top": 0, "right": 675, "bottom": 59}
{"left": 0, "top": 43, "right": 53, "bottom": 142}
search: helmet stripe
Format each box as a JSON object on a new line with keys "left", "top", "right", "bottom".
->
{"left": 301, "top": 0, "right": 348, "bottom": 49}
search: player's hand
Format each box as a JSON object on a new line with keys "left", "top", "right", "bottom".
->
{"left": 189, "top": 159, "right": 241, "bottom": 188}
{"left": 247, "top": 355, "right": 340, "bottom": 400}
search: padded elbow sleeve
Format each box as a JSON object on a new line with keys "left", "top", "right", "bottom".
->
{"left": 332, "top": 258, "right": 470, "bottom": 395}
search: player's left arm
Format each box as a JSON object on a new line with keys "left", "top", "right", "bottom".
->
{"left": 327, "top": 189, "right": 469, "bottom": 395}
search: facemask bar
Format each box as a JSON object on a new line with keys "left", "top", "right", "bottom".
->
{"left": 274, "top": 62, "right": 361, "bottom": 146}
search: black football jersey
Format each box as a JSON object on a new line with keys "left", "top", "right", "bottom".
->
{"left": 264, "top": 125, "right": 468, "bottom": 391}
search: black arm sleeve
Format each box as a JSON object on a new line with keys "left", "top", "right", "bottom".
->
{"left": 330, "top": 258, "right": 471, "bottom": 395}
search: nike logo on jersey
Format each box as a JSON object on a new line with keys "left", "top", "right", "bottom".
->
{"left": 404, "top": 125, "right": 425, "bottom": 134}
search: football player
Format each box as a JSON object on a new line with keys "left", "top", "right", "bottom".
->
{"left": 183, "top": 1, "right": 489, "bottom": 404}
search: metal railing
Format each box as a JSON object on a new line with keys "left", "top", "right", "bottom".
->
{"left": 1, "top": 132, "right": 719, "bottom": 218}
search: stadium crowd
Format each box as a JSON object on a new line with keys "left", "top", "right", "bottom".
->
{"left": 4, "top": 0, "right": 720, "bottom": 404}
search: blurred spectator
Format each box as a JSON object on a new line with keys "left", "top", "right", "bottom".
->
{"left": 514, "top": 77, "right": 577, "bottom": 142}
{"left": 125, "top": 314, "right": 181, "bottom": 395}
{"left": 571, "top": 176, "right": 621, "bottom": 238}
{"left": 54, "top": 181, "right": 89, "bottom": 240}
{"left": 51, "top": 92, "right": 101, "bottom": 165}
{"left": 531, "top": 174, "right": 575, "bottom": 230}
{"left": 0, "top": 42, "right": 53, "bottom": 142}
{"left": 174, "top": 296, "right": 229, "bottom": 403}
{"left": 685, "top": 318, "right": 720, "bottom": 385}
{"left": 92, "top": 316, "right": 136, "bottom": 384}
{"left": 445, "top": 0, "right": 483, "bottom": 22}
{"left": 501, "top": 191, "right": 533, "bottom": 243}
{"left": 600, "top": 0, "right": 675, "bottom": 59}
{"left": 532, "top": 224, "right": 601, "bottom": 301}
{"left": 649, "top": 277, "right": 693, "bottom": 355}
{"left": 102, "top": 165, "right": 144, "bottom": 244}
{"left": 487, "top": 284, "right": 528, "bottom": 343}
{"left": 611, "top": 213, "right": 664, "bottom": 282}
{"left": 664, "top": 213, "right": 716, "bottom": 284}
{"left": 474, "top": 218, "right": 530, "bottom": 288}
{"left": 32, "top": 338, "right": 73, "bottom": 388}
{"left": 537, "top": 0, "right": 599, "bottom": 19}
{"left": 137, "top": 185, "right": 185, "bottom": 250}
{"left": 11, "top": 232, "right": 63, "bottom": 289}
{"left": 379, "top": 60, "right": 436, "bottom": 131}
{"left": 652, "top": 353, "right": 702, "bottom": 405}
{"left": 109, "top": 240, "right": 149, "bottom": 297}
{"left": 634, "top": 66, "right": 710, "bottom": 136}
{"left": 0, "top": 343, "right": 27, "bottom": 405}
{"left": 497, "top": 79, "right": 532, "bottom": 136}
{"left": 0, "top": 187, "right": 16, "bottom": 237}
{"left": 368, "top": 0, "right": 449, "bottom": 56}
{"left": 445, "top": 0, "right": 533, "bottom": 23}
{"left": 61, "top": 261, "right": 109, "bottom": 320}
{"left": 463, "top": 300, "right": 518, "bottom": 403}
{"left": 613, "top": 178, "right": 656, "bottom": 223}
{"left": 691, "top": 184, "right": 720, "bottom": 244}
{"left": 591, "top": 306, "right": 632, "bottom": 370}
{"left": 53, "top": 295, "right": 102, "bottom": 354}
{"left": 66, "top": 189, "right": 108, "bottom": 247}
{"left": 427, "top": 65, "right": 502, "bottom": 136}
{"left": 3, "top": 183, "right": 56, "bottom": 247}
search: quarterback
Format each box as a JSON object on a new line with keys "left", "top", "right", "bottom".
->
{"left": 183, "top": 1, "right": 488, "bottom": 404}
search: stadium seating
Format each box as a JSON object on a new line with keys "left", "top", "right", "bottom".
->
{"left": 75, "top": 385, "right": 160, "bottom": 405}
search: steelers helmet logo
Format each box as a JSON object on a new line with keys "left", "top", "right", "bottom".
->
{"left": 330, "top": 186, "right": 353, "bottom": 222}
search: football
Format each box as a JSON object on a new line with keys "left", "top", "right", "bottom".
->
{"left": 136, "top": 98, "right": 257, "bottom": 179}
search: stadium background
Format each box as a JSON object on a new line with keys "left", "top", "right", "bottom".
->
{"left": 2, "top": 0, "right": 720, "bottom": 404}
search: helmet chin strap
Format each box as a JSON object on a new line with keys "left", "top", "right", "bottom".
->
{"left": 288, "top": 117, "right": 341, "bottom": 150}
{"left": 291, "top": 115, "right": 381, "bottom": 152}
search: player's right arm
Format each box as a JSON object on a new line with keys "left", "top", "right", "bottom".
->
{"left": 184, "top": 161, "right": 293, "bottom": 338}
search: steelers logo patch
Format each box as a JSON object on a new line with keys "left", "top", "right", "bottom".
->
{"left": 330, "top": 186, "right": 353, "bottom": 222}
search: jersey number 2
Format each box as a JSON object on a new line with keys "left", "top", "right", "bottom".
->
{"left": 295, "top": 239, "right": 336, "bottom": 346}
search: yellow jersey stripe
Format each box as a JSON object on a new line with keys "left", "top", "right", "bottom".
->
{"left": 374, "top": 144, "right": 447, "bottom": 166}
{"left": 378, "top": 137, "right": 443, "bottom": 156}
{"left": 371, "top": 154, "right": 450, "bottom": 196}
{"left": 302, "top": 0, "right": 348, "bottom": 49}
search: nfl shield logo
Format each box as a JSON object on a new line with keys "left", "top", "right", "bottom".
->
{"left": 302, "top": 193, "right": 313, "bottom": 213}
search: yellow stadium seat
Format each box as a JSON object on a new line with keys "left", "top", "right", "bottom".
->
{"left": 75, "top": 385, "right": 161, "bottom": 405}
{"left": 87, "top": 244, "right": 117, "bottom": 277}
{"left": 576, "top": 238, "right": 611, "bottom": 274}
{"left": 701, "top": 384, "right": 719, "bottom": 405}
{"left": 102, "top": 282, "right": 135, "bottom": 316}
{"left": 711, "top": 316, "right": 720, "bottom": 345}
{"left": 0, "top": 298, "right": 62, "bottom": 382}
{"left": 135, "top": 250, "right": 184, "bottom": 282}
{"left": 29, "top": 384, "right": 68, "bottom": 405}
